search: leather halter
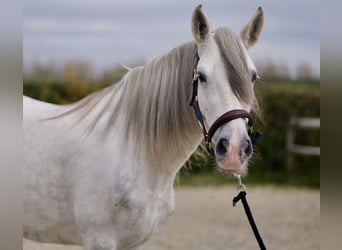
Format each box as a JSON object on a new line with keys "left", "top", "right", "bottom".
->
{"left": 189, "top": 69, "right": 261, "bottom": 156}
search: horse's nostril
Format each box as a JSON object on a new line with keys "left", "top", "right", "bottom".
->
{"left": 216, "top": 138, "right": 229, "bottom": 156}
{"left": 243, "top": 139, "right": 253, "bottom": 158}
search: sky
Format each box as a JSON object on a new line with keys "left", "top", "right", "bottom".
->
{"left": 23, "top": 0, "right": 320, "bottom": 78}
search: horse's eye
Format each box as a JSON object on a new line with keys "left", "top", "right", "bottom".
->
{"left": 251, "top": 72, "right": 260, "bottom": 83}
{"left": 198, "top": 72, "right": 207, "bottom": 82}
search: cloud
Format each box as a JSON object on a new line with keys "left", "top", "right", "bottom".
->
{"left": 23, "top": 0, "right": 320, "bottom": 76}
{"left": 24, "top": 19, "right": 125, "bottom": 33}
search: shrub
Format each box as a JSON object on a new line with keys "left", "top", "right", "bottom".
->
{"left": 23, "top": 80, "right": 107, "bottom": 104}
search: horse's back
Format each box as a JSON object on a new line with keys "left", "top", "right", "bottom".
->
{"left": 23, "top": 96, "right": 62, "bottom": 119}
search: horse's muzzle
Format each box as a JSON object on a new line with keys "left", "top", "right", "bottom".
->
{"left": 215, "top": 136, "right": 253, "bottom": 174}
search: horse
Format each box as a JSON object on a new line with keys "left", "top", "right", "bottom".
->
{"left": 23, "top": 5, "right": 264, "bottom": 250}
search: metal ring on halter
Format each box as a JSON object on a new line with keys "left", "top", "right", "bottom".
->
{"left": 234, "top": 174, "right": 246, "bottom": 192}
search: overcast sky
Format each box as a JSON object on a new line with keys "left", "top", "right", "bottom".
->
{"left": 23, "top": 0, "right": 320, "bottom": 77}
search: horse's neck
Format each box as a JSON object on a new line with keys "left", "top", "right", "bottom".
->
{"left": 105, "top": 92, "right": 202, "bottom": 187}
{"left": 77, "top": 41, "right": 202, "bottom": 179}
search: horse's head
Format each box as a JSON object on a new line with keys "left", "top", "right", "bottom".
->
{"left": 191, "top": 5, "right": 264, "bottom": 175}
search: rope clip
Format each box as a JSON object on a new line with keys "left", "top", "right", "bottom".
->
{"left": 234, "top": 173, "right": 246, "bottom": 192}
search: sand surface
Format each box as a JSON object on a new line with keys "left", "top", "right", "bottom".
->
{"left": 24, "top": 186, "right": 319, "bottom": 250}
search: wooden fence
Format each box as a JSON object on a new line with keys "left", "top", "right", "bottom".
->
{"left": 286, "top": 117, "right": 320, "bottom": 178}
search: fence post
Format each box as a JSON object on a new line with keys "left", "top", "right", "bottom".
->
{"left": 286, "top": 117, "right": 320, "bottom": 180}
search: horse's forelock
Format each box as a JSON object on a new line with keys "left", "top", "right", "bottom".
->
{"left": 214, "top": 27, "right": 257, "bottom": 111}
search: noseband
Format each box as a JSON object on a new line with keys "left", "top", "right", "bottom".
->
{"left": 189, "top": 69, "right": 261, "bottom": 156}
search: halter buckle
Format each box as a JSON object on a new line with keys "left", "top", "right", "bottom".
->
{"left": 192, "top": 69, "right": 199, "bottom": 83}
{"left": 248, "top": 125, "right": 254, "bottom": 135}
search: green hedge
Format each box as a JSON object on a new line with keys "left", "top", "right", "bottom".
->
{"left": 23, "top": 80, "right": 108, "bottom": 104}
{"left": 252, "top": 81, "right": 320, "bottom": 187}
{"left": 23, "top": 80, "right": 320, "bottom": 187}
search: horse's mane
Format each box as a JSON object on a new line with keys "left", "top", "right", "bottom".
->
{"left": 116, "top": 41, "right": 201, "bottom": 162}
{"left": 52, "top": 28, "right": 259, "bottom": 165}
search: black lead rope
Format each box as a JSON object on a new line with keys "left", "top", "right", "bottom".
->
{"left": 190, "top": 66, "right": 265, "bottom": 248}
{"left": 232, "top": 177, "right": 266, "bottom": 250}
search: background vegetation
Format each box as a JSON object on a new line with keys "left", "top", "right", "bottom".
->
{"left": 24, "top": 61, "right": 320, "bottom": 188}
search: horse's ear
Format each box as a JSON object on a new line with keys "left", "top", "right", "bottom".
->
{"left": 191, "top": 5, "right": 211, "bottom": 44}
{"left": 240, "top": 7, "right": 264, "bottom": 49}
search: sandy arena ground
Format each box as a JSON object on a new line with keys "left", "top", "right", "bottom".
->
{"left": 24, "top": 186, "right": 319, "bottom": 250}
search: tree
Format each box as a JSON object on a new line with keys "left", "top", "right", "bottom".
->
{"left": 63, "top": 60, "right": 93, "bottom": 84}
{"left": 296, "top": 63, "right": 315, "bottom": 81}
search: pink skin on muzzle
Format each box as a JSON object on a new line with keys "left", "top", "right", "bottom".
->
{"left": 218, "top": 144, "right": 243, "bottom": 174}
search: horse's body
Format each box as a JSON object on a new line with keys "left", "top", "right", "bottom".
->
{"left": 23, "top": 5, "right": 264, "bottom": 250}
{"left": 23, "top": 92, "right": 195, "bottom": 248}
